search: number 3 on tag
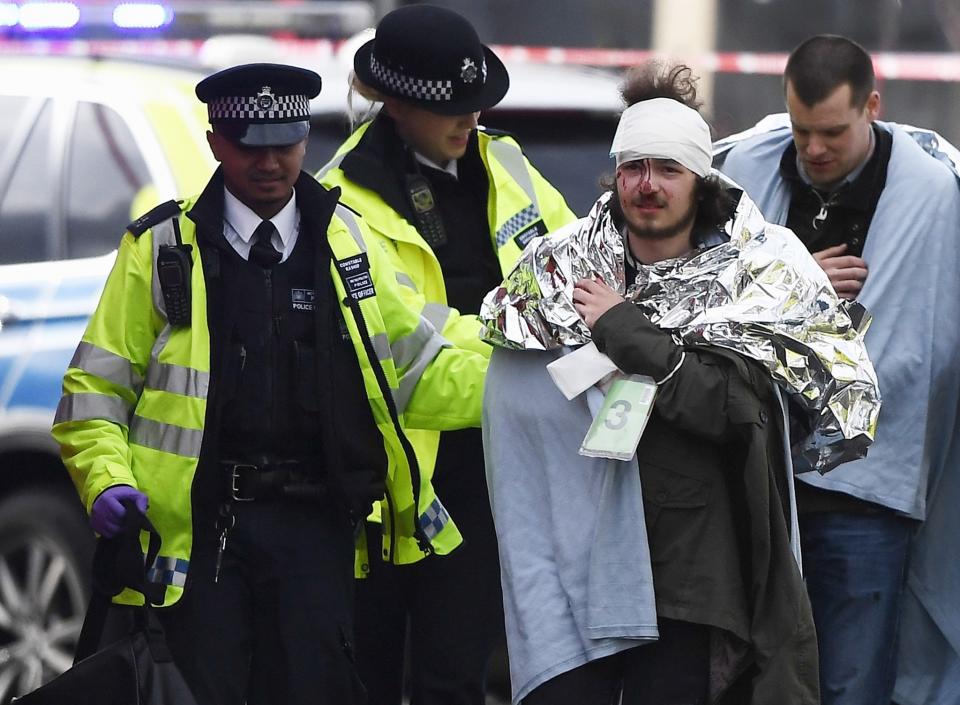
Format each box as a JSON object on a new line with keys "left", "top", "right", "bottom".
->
{"left": 579, "top": 374, "right": 657, "bottom": 461}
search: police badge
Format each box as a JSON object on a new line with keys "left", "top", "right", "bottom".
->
{"left": 460, "top": 58, "right": 478, "bottom": 83}
{"left": 256, "top": 86, "right": 276, "bottom": 112}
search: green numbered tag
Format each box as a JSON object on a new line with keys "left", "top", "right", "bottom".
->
{"left": 579, "top": 374, "right": 657, "bottom": 461}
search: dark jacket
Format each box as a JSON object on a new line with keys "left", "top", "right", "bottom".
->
{"left": 593, "top": 301, "right": 819, "bottom": 705}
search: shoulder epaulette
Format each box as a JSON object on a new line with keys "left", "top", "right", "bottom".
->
{"left": 126, "top": 199, "right": 183, "bottom": 238}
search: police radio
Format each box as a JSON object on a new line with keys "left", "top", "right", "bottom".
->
{"left": 405, "top": 173, "right": 447, "bottom": 249}
{"left": 157, "top": 218, "right": 193, "bottom": 327}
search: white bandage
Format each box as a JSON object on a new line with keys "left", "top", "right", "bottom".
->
{"left": 609, "top": 97, "right": 712, "bottom": 177}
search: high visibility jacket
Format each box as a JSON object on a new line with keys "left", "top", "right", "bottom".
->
{"left": 318, "top": 120, "right": 577, "bottom": 505}
{"left": 52, "top": 174, "right": 486, "bottom": 605}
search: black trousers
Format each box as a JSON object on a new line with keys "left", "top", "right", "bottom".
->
{"left": 157, "top": 498, "right": 363, "bottom": 705}
{"left": 523, "top": 619, "right": 711, "bottom": 705}
{"left": 353, "top": 429, "right": 505, "bottom": 705}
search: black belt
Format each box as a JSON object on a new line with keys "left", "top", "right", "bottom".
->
{"left": 221, "top": 461, "right": 326, "bottom": 502}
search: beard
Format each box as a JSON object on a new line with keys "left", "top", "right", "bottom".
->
{"left": 610, "top": 183, "right": 699, "bottom": 242}
{"left": 625, "top": 197, "right": 698, "bottom": 241}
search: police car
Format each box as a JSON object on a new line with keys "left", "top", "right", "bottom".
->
{"left": 0, "top": 54, "right": 214, "bottom": 699}
{"left": 0, "top": 47, "right": 622, "bottom": 699}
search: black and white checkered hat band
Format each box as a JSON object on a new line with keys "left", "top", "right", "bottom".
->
{"left": 208, "top": 94, "right": 310, "bottom": 121}
{"left": 370, "top": 54, "right": 455, "bottom": 102}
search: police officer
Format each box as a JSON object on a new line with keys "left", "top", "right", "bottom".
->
{"left": 52, "top": 63, "right": 487, "bottom": 705}
{"left": 318, "top": 6, "right": 577, "bottom": 704}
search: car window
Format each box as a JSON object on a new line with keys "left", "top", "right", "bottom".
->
{"left": 305, "top": 118, "right": 351, "bottom": 174}
{"left": 66, "top": 102, "right": 152, "bottom": 259}
{"left": 0, "top": 101, "right": 52, "bottom": 265}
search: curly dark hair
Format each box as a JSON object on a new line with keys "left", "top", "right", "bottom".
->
{"left": 620, "top": 61, "right": 703, "bottom": 110}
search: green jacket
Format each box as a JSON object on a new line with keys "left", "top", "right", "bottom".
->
{"left": 594, "top": 302, "right": 819, "bottom": 705}
{"left": 52, "top": 172, "right": 487, "bottom": 605}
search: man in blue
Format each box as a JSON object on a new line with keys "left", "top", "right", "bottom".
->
{"left": 719, "top": 34, "right": 960, "bottom": 705}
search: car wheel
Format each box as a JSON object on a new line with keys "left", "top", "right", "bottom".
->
{"left": 0, "top": 489, "right": 92, "bottom": 702}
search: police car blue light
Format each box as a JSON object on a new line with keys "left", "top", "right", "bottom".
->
{"left": 18, "top": 2, "right": 80, "bottom": 30}
{"left": 112, "top": 3, "right": 171, "bottom": 30}
{"left": 0, "top": 3, "right": 17, "bottom": 27}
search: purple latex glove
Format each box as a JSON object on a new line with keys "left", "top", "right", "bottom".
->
{"left": 90, "top": 485, "right": 149, "bottom": 537}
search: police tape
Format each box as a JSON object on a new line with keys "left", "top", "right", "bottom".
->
{"left": 489, "top": 45, "right": 960, "bottom": 82}
{"left": 0, "top": 38, "right": 958, "bottom": 82}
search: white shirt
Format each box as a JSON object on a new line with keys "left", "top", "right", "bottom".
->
{"left": 222, "top": 187, "right": 301, "bottom": 263}
{"left": 414, "top": 152, "right": 458, "bottom": 179}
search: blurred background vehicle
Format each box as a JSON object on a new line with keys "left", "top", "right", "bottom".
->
{"left": 0, "top": 54, "right": 214, "bottom": 701}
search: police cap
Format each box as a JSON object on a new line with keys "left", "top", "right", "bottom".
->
{"left": 196, "top": 63, "right": 322, "bottom": 147}
{"left": 354, "top": 5, "right": 508, "bottom": 115}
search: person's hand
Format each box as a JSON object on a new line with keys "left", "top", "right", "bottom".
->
{"left": 813, "top": 243, "right": 868, "bottom": 300}
{"left": 572, "top": 277, "right": 624, "bottom": 329}
{"left": 91, "top": 486, "right": 149, "bottom": 537}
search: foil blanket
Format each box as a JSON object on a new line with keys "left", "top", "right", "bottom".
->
{"left": 479, "top": 185, "right": 881, "bottom": 473}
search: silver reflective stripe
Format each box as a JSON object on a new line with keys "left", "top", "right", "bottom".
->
{"left": 151, "top": 324, "right": 173, "bottom": 366}
{"left": 334, "top": 205, "right": 367, "bottom": 252}
{"left": 371, "top": 332, "right": 392, "bottom": 363}
{"left": 315, "top": 150, "right": 349, "bottom": 181}
{"left": 145, "top": 362, "right": 209, "bottom": 399}
{"left": 54, "top": 392, "right": 132, "bottom": 427}
{"left": 393, "top": 327, "right": 449, "bottom": 415}
{"left": 150, "top": 218, "right": 179, "bottom": 320}
{"left": 487, "top": 138, "right": 541, "bottom": 212}
{"left": 392, "top": 317, "right": 437, "bottom": 371}
{"left": 129, "top": 415, "right": 204, "bottom": 459}
{"left": 70, "top": 342, "right": 143, "bottom": 394}
{"left": 395, "top": 272, "right": 418, "bottom": 292}
{"left": 421, "top": 302, "right": 453, "bottom": 334}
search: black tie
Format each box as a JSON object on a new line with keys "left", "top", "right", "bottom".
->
{"left": 249, "top": 220, "right": 282, "bottom": 268}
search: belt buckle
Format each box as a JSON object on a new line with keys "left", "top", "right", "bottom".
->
{"left": 229, "top": 464, "right": 258, "bottom": 502}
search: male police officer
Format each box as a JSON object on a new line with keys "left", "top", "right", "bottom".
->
{"left": 52, "top": 63, "right": 486, "bottom": 705}
{"left": 720, "top": 36, "right": 960, "bottom": 705}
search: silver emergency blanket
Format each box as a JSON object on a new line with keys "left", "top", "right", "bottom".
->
{"left": 479, "top": 186, "right": 881, "bottom": 473}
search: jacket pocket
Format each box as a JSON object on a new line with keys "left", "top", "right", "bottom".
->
{"left": 727, "top": 402, "right": 768, "bottom": 427}
{"left": 640, "top": 461, "right": 711, "bottom": 568}
{"left": 641, "top": 462, "right": 711, "bottom": 509}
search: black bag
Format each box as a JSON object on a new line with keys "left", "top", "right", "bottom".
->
{"left": 15, "top": 501, "right": 199, "bottom": 705}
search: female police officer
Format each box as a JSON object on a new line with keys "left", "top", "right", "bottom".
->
{"left": 52, "top": 62, "right": 487, "bottom": 705}
{"left": 317, "top": 6, "right": 577, "bottom": 704}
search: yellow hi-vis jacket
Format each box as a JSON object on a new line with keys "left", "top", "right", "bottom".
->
{"left": 52, "top": 185, "right": 486, "bottom": 606}
{"left": 318, "top": 123, "right": 577, "bottom": 515}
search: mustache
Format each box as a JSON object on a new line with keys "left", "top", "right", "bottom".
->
{"left": 629, "top": 196, "right": 666, "bottom": 208}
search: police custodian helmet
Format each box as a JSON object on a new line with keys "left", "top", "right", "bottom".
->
{"left": 195, "top": 63, "right": 322, "bottom": 147}
{"left": 353, "top": 4, "right": 509, "bottom": 115}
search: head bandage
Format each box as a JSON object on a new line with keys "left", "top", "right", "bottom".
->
{"left": 609, "top": 97, "right": 712, "bottom": 177}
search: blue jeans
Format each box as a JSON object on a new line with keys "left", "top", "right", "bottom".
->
{"left": 800, "top": 511, "right": 914, "bottom": 705}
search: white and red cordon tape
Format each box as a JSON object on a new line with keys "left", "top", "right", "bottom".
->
{"left": 1, "top": 38, "right": 959, "bottom": 81}
{"left": 490, "top": 45, "right": 960, "bottom": 82}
